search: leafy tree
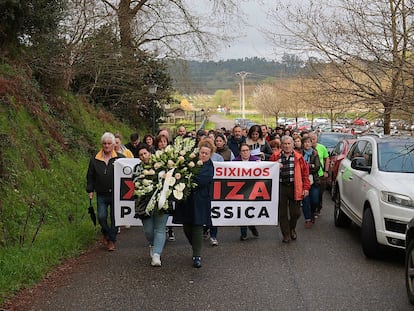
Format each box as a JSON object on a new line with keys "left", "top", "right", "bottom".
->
{"left": 213, "top": 89, "right": 233, "bottom": 110}
{"left": 0, "top": 0, "right": 66, "bottom": 53}
{"left": 71, "top": 25, "right": 172, "bottom": 130}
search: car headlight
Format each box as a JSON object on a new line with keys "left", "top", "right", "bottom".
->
{"left": 381, "top": 191, "right": 414, "bottom": 208}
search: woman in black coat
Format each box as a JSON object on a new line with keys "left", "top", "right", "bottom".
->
{"left": 173, "top": 138, "right": 215, "bottom": 268}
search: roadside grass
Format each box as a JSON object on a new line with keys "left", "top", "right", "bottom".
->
{"left": 0, "top": 70, "right": 135, "bottom": 304}
{"left": 0, "top": 222, "right": 96, "bottom": 303}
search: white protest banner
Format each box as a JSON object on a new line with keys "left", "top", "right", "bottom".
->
{"left": 211, "top": 161, "right": 279, "bottom": 226}
{"left": 114, "top": 158, "right": 142, "bottom": 226}
{"left": 114, "top": 159, "right": 279, "bottom": 226}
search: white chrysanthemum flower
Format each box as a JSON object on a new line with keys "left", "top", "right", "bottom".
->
{"left": 179, "top": 150, "right": 186, "bottom": 156}
{"left": 188, "top": 161, "right": 195, "bottom": 168}
{"left": 197, "top": 160, "right": 203, "bottom": 166}
{"left": 155, "top": 150, "right": 163, "bottom": 157}
{"left": 148, "top": 169, "right": 155, "bottom": 175}
{"left": 174, "top": 173, "right": 181, "bottom": 180}
{"left": 189, "top": 153, "right": 196, "bottom": 159}
{"left": 167, "top": 159, "right": 175, "bottom": 168}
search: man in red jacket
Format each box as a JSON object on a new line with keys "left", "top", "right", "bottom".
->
{"left": 270, "top": 135, "right": 310, "bottom": 243}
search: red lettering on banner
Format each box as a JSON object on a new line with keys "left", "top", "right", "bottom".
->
{"left": 215, "top": 167, "right": 271, "bottom": 177}
{"left": 248, "top": 182, "right": 270, "bottom": 200}
{"left": 123, "top": 180, "right": 135, "bottom": 200}
{"left": 226, "top": 182, "right": 244, "bottom": 200}
{"left": 213, "top": 181, "right": 221, "bottom": 200}
{"left": 212, "top": 179, "right": 272, "bottom": 201}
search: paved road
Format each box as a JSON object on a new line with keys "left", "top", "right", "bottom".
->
{"left": 208, "top": 114, "right": 235, "bottom": 131}
{"left": 21, "top": 192, "right": 410, "bottom": 311}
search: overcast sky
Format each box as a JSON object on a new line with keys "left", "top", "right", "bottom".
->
{"left": 215, "top": 2, "right": 275, "bottom": 60}
{"left": 209, "top": 0, "right": 293, "bottom": 61}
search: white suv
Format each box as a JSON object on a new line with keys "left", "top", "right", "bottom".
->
{"left": 334, "top": 135, "right": 414, "bottom": 258}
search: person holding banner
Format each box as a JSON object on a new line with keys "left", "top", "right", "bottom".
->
{"left": 233, "top": 143, "right": 261, "bottom": 241}
{"left": 86, "top": 132, "right": 125, "bottom": 251}
{"left": 133, "top": 145, "right": 170, "bottom": 267}
{"left": 245, "top": 125, "right": 273, "bottom": 160}
{"left": 270, "top": 136, "right": 310, "bottom": 243}
{"left": 173, "top": 138, "right": 215, "bottom": 268}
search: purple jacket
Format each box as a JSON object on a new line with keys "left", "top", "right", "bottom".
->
{"left": 232, "top": 154, "right": 260, "bottom": 162}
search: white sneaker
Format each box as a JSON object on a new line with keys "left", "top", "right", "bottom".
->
{"left": 151, "top": 253, "right": 161, "bottom": 267}
{"left": 210, "top": 238, "right": 219, "bottom": 246}
{"left": 149, "top": 245, "right": 154, "bottom": 258}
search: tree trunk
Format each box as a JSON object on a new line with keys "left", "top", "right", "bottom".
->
{"left": 383, "top": 105, "right": 392, "bottom": 135}
{"left": 118, "top": 0, "right": 134, "bottom": 50}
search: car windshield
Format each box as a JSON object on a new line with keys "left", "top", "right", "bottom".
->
{"left": 319, "top": 134, "right": 354, "bottom": 149}
{"left": 378, "top": 141, "right": 414, "bottom": 173}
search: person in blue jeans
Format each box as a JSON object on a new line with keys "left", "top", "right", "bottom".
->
{"left": 301, "top": 136, "right": 321, "bottom": 227}
{"left": 86, "top": 132, "right": 125, "bottom": 251}
{"left": 133, "top": 145, "right": 169, "bottom": 267}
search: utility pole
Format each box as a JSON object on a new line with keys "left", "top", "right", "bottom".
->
{"left": 235, "top": 71, "right": 250, "bottom": 120}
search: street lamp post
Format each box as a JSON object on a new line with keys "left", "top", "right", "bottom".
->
{"left": 148, "top": 84, "right": 158, "bottom": 135}
{"left": 235, "top": 71, "right": 250, "bottom": 120}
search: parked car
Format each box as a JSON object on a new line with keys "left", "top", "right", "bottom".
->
{"left": 315, "top": 122, "right": 331, "bottom": 132}
{"left": 294, "top": 121, "right": 313, "bottom": 132}
{"left": 331, "top": 124, "right": 346, "bottom": 132}
{"left": 327, "top": 138, "right": 356, "bottom": 199}
{"left": 314, "top": 117, "right": 329, "bottom": 124}
{"left": 336, "top": 117, "right": 353, "bottom": 125}
{"left": 317, "top": 132, "right": 355, "bottom": 153}
{"left": 405, "top": 218, "right": 414, "bottom": 305}
{"left": 353, "top": 118, "right": 369, "bottom": 125}
{"left": 334, "top": 135, "right": 414, "bottom": 258}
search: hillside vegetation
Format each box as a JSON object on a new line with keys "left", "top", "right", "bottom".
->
{"left": 0, "top": 62, "right": 135, "bottom": 304}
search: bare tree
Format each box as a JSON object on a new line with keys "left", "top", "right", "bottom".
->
{"left": 98, "top": 0, "right": 242, "bottom": 58}
{"left": 266, "top": 0, "right": 414, "bottom": 134}
{"left": 253, "top": 82, "right": 285, "bottom": 124}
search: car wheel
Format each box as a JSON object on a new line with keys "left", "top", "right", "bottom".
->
{"left": 361, "top": 208, "right": 382, "bottom": 258}
{"left": 406, "top": 238, "right": 414, "bottom": 305}
{"left": 333, "top": 189, "right": 351, "bottom": 227}
{"left": 330, "top": 181, "right": 336, "bottom": 200}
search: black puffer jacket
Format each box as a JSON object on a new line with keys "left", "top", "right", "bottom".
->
{"left": 86, "top": 150, "right": 125, "bottom": 194}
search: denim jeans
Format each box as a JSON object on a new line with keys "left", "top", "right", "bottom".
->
{"left": 142, "top": 212, "right": 169, "bottom": 255}
{"left": 302, "top": 184, "right": 321, "bottom": 220}
{"left": 97, "top": 193, "right": 117, "bottom": 242}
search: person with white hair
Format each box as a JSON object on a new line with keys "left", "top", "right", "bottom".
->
{"left": 86, "top": 132, "right": 125, "bottom": 251}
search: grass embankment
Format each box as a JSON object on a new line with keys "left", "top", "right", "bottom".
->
{"left": 0, "top": 63, "right": 135, "bottom": 304}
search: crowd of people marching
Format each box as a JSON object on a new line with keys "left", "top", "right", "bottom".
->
{"left": 86, "top": 123, "right": 330, "bottom": 268}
